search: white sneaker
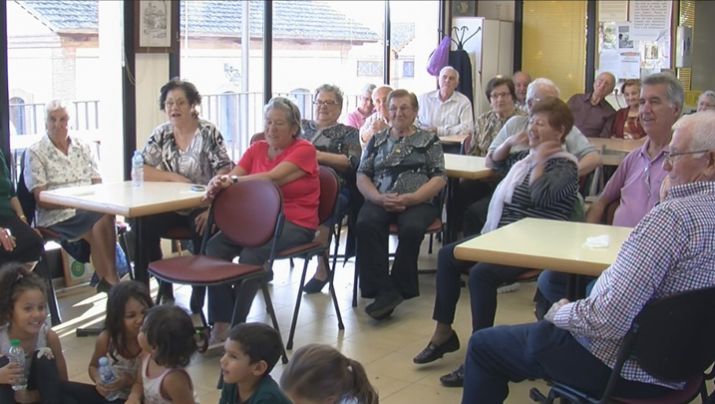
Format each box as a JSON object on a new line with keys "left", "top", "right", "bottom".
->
{"left": 497, "top": 282, "right": 520, "bottom": 294}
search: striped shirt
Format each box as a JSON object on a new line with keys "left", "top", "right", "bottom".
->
{"left": 495, "top": 151, "right": 579, "bottom": 228}
{"left": 553, "top": 181, "right": 715, "bottom": 388}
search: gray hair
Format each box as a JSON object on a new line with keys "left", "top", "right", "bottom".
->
{"left": 372, "top": 85, "right": 393, "bottom": 99}
{"left": 698, "top": 90, "right": 715, "bottom": 104}
{"left": 361, "top": 83, "right": 377, "bottom": 95}
{"left": 45, "top": 99, "right": 70, "bottom": 121}
{"left": 264, "top": 96, "right": 302, "bottom": 136}
{"left": 526, "top": 78, "right": 560, "bottom": 102}
{"left": 439, "top": 66, "right": 460, "bottom": 82}
{"left": 598, "top": 71, "right": 617, "bottom": 89}
{"left": 314, "top": 84, "right": 344, "bottom": 110}
{"left": 642, "top": 73, "right": 684, "bottom": 117}
{"left": 672, "top": 111, "right": 715, "bottom": 152}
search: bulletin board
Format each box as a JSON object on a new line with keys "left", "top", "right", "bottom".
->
{"left": 597, "top": 1, "right": 673, "bottom": 81}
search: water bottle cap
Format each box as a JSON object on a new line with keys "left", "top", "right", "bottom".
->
{"left": 99, "top": 357, "right": 109, "bottom": 366}
{"left": 10, "top": 339, "right": 20, "bottom": 347}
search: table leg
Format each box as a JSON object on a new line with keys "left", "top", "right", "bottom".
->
{"left": 444, "top": 177, "right": 458, "bottom": 244}
{"left": 133, "top": 218, "right": 149, "bottom": 285}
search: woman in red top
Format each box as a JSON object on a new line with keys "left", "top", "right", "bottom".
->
{"left": 204, "top": 97, "right": 319, "bottom": 345}
{"left": 611, "top": 79, "right": 646, "bottom": 139}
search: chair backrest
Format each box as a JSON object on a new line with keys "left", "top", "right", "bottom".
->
{"left": 317, "top": 166, "right": 340, "bottom": 225}
{"left": 212, "top": 179, "right": 283, "bottom": 248}
{"left": 461, "top": 134, "right": 473, "bottom": 155}
{"left": 627, "top": 286, "right": 715, "bottom": 381}
{"left": 250, "top": 132, "right": 265, "bottom": 145}
{"left": 16, "top": 151, "right": 36, "bottom": 225}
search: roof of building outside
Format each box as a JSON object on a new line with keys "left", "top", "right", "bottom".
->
{"left": 16, "top": 0, "right": 380, "bottom": 42}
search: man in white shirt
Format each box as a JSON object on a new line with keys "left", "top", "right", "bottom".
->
{"left": 417, "top": 66, "right": 474, "bottom": 138}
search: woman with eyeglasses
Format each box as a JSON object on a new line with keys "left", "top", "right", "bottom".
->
{"left": 299, "top": 84, "right": 362, "bottom": 294}
{"left": 204, "top": 96, "right": 320, "bottom": 346}
{"left": 413, "top": 98, "right": 579, "bottom": 388}
{"left": 140, "top": 78, "right": 234, "bottom": 307}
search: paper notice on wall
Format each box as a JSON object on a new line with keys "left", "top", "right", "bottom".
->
{"left": 599, "top": 1, "right": 628, "bottom": 22}
{"left": 630, "top": 1, "right": 672, "bottom": 41}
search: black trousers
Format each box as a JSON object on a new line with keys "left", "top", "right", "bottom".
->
{"left": 0, "top": 214, "right": 43, "bottom": 263}
{"left": 0, "top": 355, "right": 72, "bottom": 404}
{"left": 356, "top": 201, "right": 438, "bottom": 299}
{"left": 61, "top": 381, "right": 124, "bottom": 403}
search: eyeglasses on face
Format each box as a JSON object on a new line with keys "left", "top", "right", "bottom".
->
{"left": 664, "top": 149, "right": 711, "bottom": 165}
{"left": 313, "top": 100, "right": 338, "bottom": 107}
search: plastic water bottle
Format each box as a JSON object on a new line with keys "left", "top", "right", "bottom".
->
{"left": 98, "top": 356, "right": 121, "bottom": 401}
{"left": 131, "top": 150, "right": 144, "bottom": 187}
{"left": 8, "top": 339, "right": 27, "bottom": 391}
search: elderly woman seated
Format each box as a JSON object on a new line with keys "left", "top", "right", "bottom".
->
{"left": 355, "top": 89, "right": 446, "bottom": 320}
{"left": 300, "top": 84, "right": 362, "bottom": 294}
{"left": 412, "top": 98, "right": 579, "bottom": 388}
{"left": 0, "top": 149, "right": 43, "bottom": 266}
{"left": 204, "top": 97, "right": 320, "bottom": 345}
{"left": 611, "top": 79, "right": 646, "bottom": 139}
{"left": 697, "top": 90, "right": 715, "bottom": 112}
{"left": 141, "top": 78, "right": 234, "bottom": 307}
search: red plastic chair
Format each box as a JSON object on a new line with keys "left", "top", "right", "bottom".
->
{"left": 148, "top": 179, "right": 288, "bottom": 363}
{"left": 276, "top": 166, "right": 344, "bottom": 349}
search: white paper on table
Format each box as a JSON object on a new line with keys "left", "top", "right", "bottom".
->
{"left": 583, "top": 235, "right": 610, "bottom": 249}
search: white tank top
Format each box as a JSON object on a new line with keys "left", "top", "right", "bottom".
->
{"left": 141, "top": 354, "right": 199, "bottom": 404}
{"left": 0, "top": 322, "right": 49, "bottom": 378}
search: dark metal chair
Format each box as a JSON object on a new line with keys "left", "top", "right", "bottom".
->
{"left": 275, "top": 166, "right": 344, "bottom": 350}
{"left": 530, "top": 286, "right": 715, "bottom": 403}
{"left": 148, "top": 179, "right": 288, "bottom": 363}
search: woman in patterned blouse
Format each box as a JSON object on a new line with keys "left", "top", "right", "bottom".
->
{"left": 300, "top": 84, "right": 362, "bottom": 294}
{"left": 413, "top": 98, "right": 579, "bottom": 388}
{"left": 355, "top": 89, "right": 446, "bottom": 320}
{"left": 141, "top": 78, "right": 233, "bottom": 306}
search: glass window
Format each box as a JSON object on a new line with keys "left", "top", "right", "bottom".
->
{"left": 389, "top": 1, "right": 439, "bottom": 94}
{"left": 179, "top": 0, "right": 264, "bottom": 158}
{"left": 7, "top": 0, "right": 124, "bottom": 181}
{"left": 272, "top": 0, "right": 384, "bottom": 124}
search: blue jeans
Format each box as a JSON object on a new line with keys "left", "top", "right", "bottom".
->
{"left": 462, "top": 321, "right": 674, "bottom": 404}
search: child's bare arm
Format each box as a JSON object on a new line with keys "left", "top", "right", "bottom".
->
{"left": 46, "top": 330, "right": 68, "bottom": 381}
{"left": 125, "top": 356, "right": 145, "bottom": 404}
{"left": 88, "top": 331, "right": 111, "bottom": 383}
{"left": 162, "top": 370, "right": 197, "bottom": 404}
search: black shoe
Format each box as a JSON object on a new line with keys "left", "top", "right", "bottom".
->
{"left": 303, "top": 277, "right": 328, "bottom": 294}
{"left": 413, "top": 332, "right": 460, "bottom": 364}
{"left": 440, "top": 364, "right": 464, "bottom": 387}
{"left": 365, "top": 291, "right": 403, "bottom": 320}
{"left": 96, "top": 278, "right": 113, "bottom": 295}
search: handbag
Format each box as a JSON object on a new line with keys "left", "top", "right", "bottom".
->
{"left": 427, "top": 36, "right": 451, "bottom": 76}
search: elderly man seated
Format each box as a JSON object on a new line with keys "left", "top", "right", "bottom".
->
{"left": 346, "top": 83, "right": 376, "bottom": 129}
{"left": 417, "top": 66, "right": 474, "bottom": 139}
{"left": 359, "top": 85, "right": 393, "bottom": 146}
{"left": 537, "top": 73, "right": 684, "bottom": 316}
{"left": 461, "top": 109, "right": 715, "bottom": 404}
{"left": 25, "top": 100, "right": 120, "bottom": 291}
{"left": 567, "top": 71, "right": 617, "bottom": 138}
{"left": 512, "top": 70, "right": 531, "bottom": 112}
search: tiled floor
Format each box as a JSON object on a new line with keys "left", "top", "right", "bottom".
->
{"left": 53, "top": 234, "right": 551, "bottom": 403}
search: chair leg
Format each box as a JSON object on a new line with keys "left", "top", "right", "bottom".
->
{"left": 35, "top": 255, "right": 61, "bottom": 326}
{"left": 287, "top": 259, "right": 310, "bottom": 351}
{"left": 428, "top": 233, "right": 434, "bottom": 254}
{"left": 331, "top": 220, "right": 342, "bottom": 273}
{"left": 324, "top": 253, "right": 344, "bottom": 331}
{"left": 352, "top": 261, "right": 359, "bottom": 308}
{"left": 261, "top": 283, "right": 288, "bottom": 364}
